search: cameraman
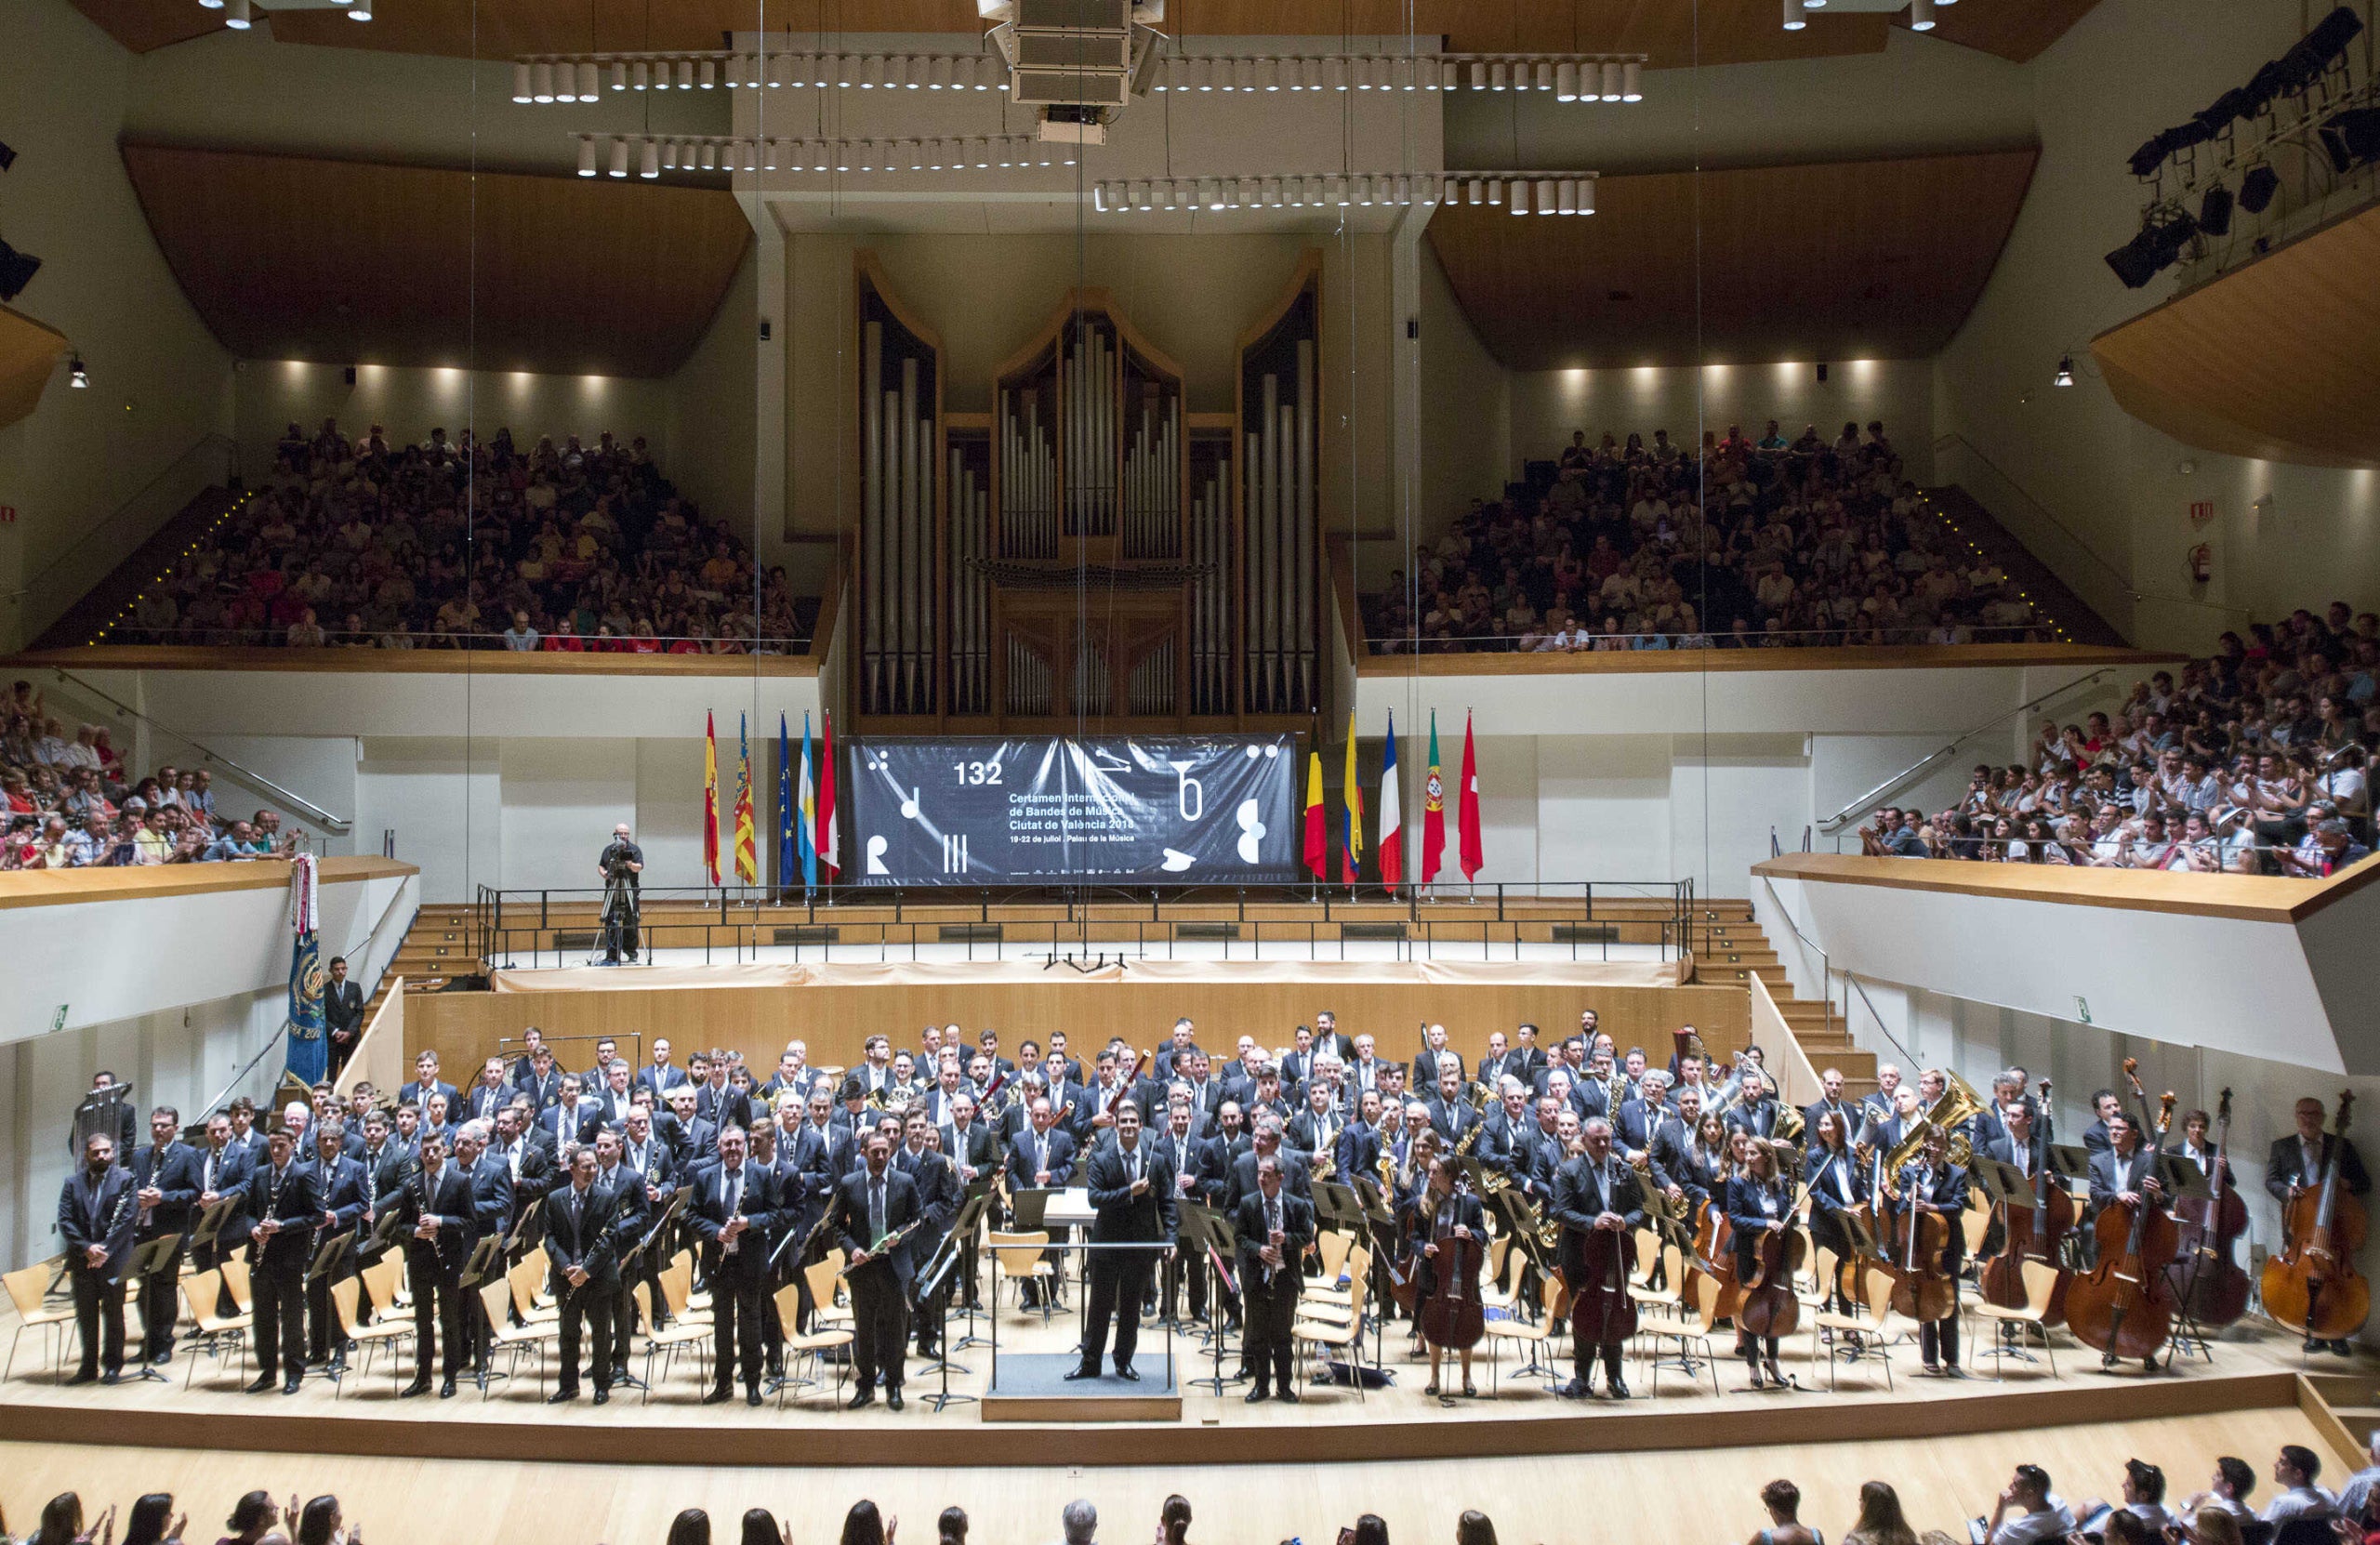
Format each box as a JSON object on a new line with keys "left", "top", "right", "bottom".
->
{"left": 597, "top": 823, "right": 645, "bottom": 964}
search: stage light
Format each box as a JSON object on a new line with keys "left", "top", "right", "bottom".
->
{"left": 2054, "top": 356, "right": 2074, "bottom": 387}
{"left": 699, "top": 59, "right": 717, "bottom": 89}
{"left": 225, "top": 0, "right": 251, "bottom": 30}
{"left": 608, "top": 137, "right": 629, "bottom": 178}
{"left": 1537, "top": 177, "right": 1557, "bottom": 212}
{"left": 69, "top": 355, "right": 88, "bottom": 389}
{"left": 1556, "top": 62, "right": 1579, "bottom": 100}
{"left": 1535, "top": 61, "right": 1555, "bottom": 93}
{"left": 346, "top": 0, "right": 369, "bottom": 20}
{"left": 1557, "top": 178, "right": 1577, "bottom": 215}
{"left": 1509, "top": 179, "right": 1530, "bottom": 214}
{"left": 1579, "top": 178, "right": 1594, "bottom": 215}
{"left": 2197, "top": 182, "right": 2233, "bottom": 236}
{"left": 1784, "top": 0, "right": 1807, "bottom": 31}
{"left": 1601, "top": 61, "right": 1622, "bottom": 101}
{"left": 1622, "top": 62, "right": 1642, "bottom": 100}
{"left": 612, "top": 61, "right": 628, "bottom": 91}
{"left": 576, "top": 137, "right": 597, "bottom": 178}
{"left": 579, "top": 61, "right": 602, "bottom": 100}
{"left": 2238, "top": 162, "right": 2281, "bottom": 212}
{"left": 2319, "top": 108, "right": 2380, "bottom": 173}
{"left": 633, "top": 60, "right": 651, "bottom": 90}
{"left": 1465, "top": 178, "right": 1482, "bottom": 205}
{"left": 512, "top": 62, "right": 534, "bottom": 101}
{"left": 1910, "top": 0, "right": 1935, "bottom": 30}
{"left": 534, "top": 61, "right": 556, "bottom": 101}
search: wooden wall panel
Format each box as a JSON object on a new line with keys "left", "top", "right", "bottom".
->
{"left": 0, "top": 306, "right": 71, "bottom": 435}
{"left": 1424, "top": 148, "right": 2040, "bottom": 372}
{"left": 120, "top": 144, "right": 752, "bottom": 379}
{"left": 2091, "top": 202, "right": 2380, "bottom": 471}
{"left": 406, "top": 979, "right": 1751, "bottom": 1078}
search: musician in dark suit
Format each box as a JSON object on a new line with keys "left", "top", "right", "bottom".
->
{"left": 1227, "top": 1122, "right": 1313, "bottom": 1210}
{"left": 1724, "top": 1071, "right": 1786, "bottom": 1142}
{"left": 1474, "top": 1031, "right": 1522, "bottom": 1095}
{"left": 125, "top": 1107, "right": 199, "bottom": 1366}
{"left": 690, "top": 1126, "right": 778, "bottom": 1406}
{"left": 241, "top": 1123, "right": 322, "bottom": 1393}
{"left": 1234, "top": 1155, "right": 1315, "bottom": 1402}
{"left": 190, "top": 1112, "right": 255, "bottom": 1275}
{"left": 462, "top": 1060, "right": 513, "bottom": 1125}
{"left": 403, "top": 1053, "right": 460, "bottom": 1129}
{"left": 589, "top": 1127, "right": 648, "bottom": 1388}
{"left": 896, "top": 1112, "right": 961, "bottom": 1358}
{"left": 2081, "top": 1089, "right": 2124, "bottom": 1155}
{"left": 1404, "top": 1152, "right": 1488, "bottom": 1396}
{"left": 1334, "top": 1090, "right": 1384, "bottom": 1188}
{"left": 300, "top": 1122, "right": 372, "bottom": 1370}
{"left": 393, "top": 1129, "right": 474, "bottom": 1397}
{"left": 1071, "top": 1104, "right": 1177, "bottom": 1382}
{"left": 324, "top": 957, "right": 366, "bottom": 1078}
{"left": 1311, "top": 1011, "right": 1356, "bottom": 1066}
{"left": 1896, "top": 1128, "right": 1968, "bottom": 1376}
{"left": 538, "top": 1077, "right": 604, "bottom": 1150}
{"left": 543, "top": 1146, "right": 620, "bottom": 1404}
{"left": 830, "top": 1129, "right": 922, "bottom": 1409}
{"left": 635, "top": 1037, "right": 692, "bottom": 1102}
{"left": 2267, "top": 1097, "right": 2372, "bottom": 1206}
{"left": 1802, "top": 1069, "right": 1858, "bottom": 1150}
{"left": 1152, "top": 1020, "right": 1202, "bottom": 1084}
{"left": 2165, "top": 1107, "right": 2231, "bottom": 1189}
{"left": 1412, "top": 1023, "right": 1464, "bottom": 1091}
{"left": 514, "top": 1049, "right": 565, "bottom": 1115}
{"left": 1552, "top": 1117, "right": 1645, "bottom": 1399}
{"left": 57, "top": 1131, "right": 138, "bottom": 1384}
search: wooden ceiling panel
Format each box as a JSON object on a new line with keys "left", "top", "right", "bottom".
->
{"left": 1423, "top": 148, "right": 2039, "bottom": 372}
{"left": 75, "top": 0, "right": 2090, "bottom": 65}
{"left": 120, "top": 144, "right": 751, "bottom": 378}
{"left": 0, "top": 306, "right": 73, "bottom": 433}
{"left": 2091, "top": 202, "right": 2380, "bottom": 470}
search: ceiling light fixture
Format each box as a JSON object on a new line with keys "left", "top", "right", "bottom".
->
{"left": 512, "top": 62, "right": 534, "bottom": 102}
{"left": 224, "top": 0, "right": 251, "bottom": 28}
{"left": 69, "top": 355, "right": 88, "bottom": 389}
{"left": 2054, "top": 356, "right": 2075, "bottom": 387}
{"left": 345, "top": 0, "right": 368, "bottom": 20}
{"left": 640, "top": 139, "right": 660, "bottom": 178}
{"left": 1784, "top": 0, "right": 1807, "bottom": 30}
{"left": 1910, "top": 0, "right": 1936, "bottom": 31}
{"left": 578, "top": 61, "right": 602, "bottom": 99}
{"left": 1556, "top": 61, "right": 1580, "bottom": 101}
{"left": 608, "top": 137, "right": 628, "bottom": 178}
{"left": 576, "top": 136, "right": 597, "bottom": 177}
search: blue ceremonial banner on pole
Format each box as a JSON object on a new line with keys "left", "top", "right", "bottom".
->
{"left": 284, "top": 854, "right": 327, "bottom": 1084}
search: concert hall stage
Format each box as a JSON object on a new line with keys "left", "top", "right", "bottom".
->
{"left": 0, "top": 1296, "right": 2363, "bottom": 1470}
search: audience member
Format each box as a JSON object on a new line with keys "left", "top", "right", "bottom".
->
{"left": 665, "top": 1512, "right": 710, "bottom": 1545}
{"left": 1845, "top": 1483, "right": 1920, "bottom": 1545}
{"left": 1057, "top": 1500, "right": 1096, "bottom": 1545}
{"left": 120, "top": 1496, "right": 185, "bottom": 1545}
{"left": 842, "top": 1501, "right": 894, "bottom": 1545}
{"left": 1750, "top": 1481, "right": 1821, "bottom": 1545}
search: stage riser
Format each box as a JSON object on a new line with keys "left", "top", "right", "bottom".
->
{"left": 406, "top": 980, "right": 1750, "bottom": 1076}
{"left": 488, "top": 921, "right": 1689, "bottom": 952}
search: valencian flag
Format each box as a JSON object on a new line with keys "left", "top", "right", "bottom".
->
{"left": 1420, "top": 709, "right": 1447, "bottom": 883}
{"left": 797, "top": 711, "right": 820, "bottom": 891}
{"left": 1302, "top": 746, "right": 1328, "bottom": 879}
{"left": 816, "top": 709, "right": 840, "bottom": 879}
{"left": 777, "top": 713, "right": 796, "bottom": 891}
{"left": 734, "top": 713, "right": 758, "bottom": 884}
{"left": 284, "top": 853, "right": 328, "bottom": 1085}
{"left": 1340, "top": 709, "right": 1364, "bottom": 887}
{"left": 702, "top": 711, "right": 721, "bottom": 886}
{"left": 1378, "top": 710, "right": 1404, "bottom": 889}
{"left": 1459, "top": 709, "right": 1484, "bottom": 880}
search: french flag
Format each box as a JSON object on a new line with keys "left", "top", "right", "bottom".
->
{"left": 1377, "top": 710, "right": 1403, "bottom": 891}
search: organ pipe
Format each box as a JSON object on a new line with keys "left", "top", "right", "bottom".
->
{"left": 1293, "top": 337, "right": 1316, "bottom": 707}
{"left": 857, "top": 306, "right": 940, "bottom": 715}
{"left": 863, "top": 320, "right": 884, "bottom": 710}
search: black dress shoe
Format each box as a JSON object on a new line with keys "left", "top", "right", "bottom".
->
{"left": 440, "top": 1379, "right": 457, "bottom": 1398}
{"left": 1276, "top": 1387, "right": 1299, "bottom": 1403}
{"left": 1606, "top": 1378, "right": 1630, "bottom": 1399}
{"left": 593, "top": 1389, "right": 610, "bottom": 1406}
{"left": 1063, "top": 1364, "right": 1101, "bottom": 1381}
{"left": 1246, "top": 1386, "right": 1270, "bottom": 1403}
{"left": 152, "top": 1349, "right": 173, "bottom": 1366}
{"left": 283, "top": 1378, "right": 303, "bottom": 1394}
{"left": 245, "top": 1375, "right": 277, "bottom": 1394}
{"left": 548, "top": 1389, "right": 578, "bottom": 1405}
{"left": 746, "top": 1389, "right": 763, "bottom": 1407}
{"left": 1113, "top": 1363, "right": 1140, "bottom": 1382}
{"left": 64, "top": 1370, "right": 99, "bottom": 1387}
{"left": 701, "top": 1386, "right": 733, "bottom": 1406}
{"left": 886, "top": 1388, "right": 904, "bottom": 1412}
{"left": 402, "top": 1378, "right": 433, "bottom": 1398}
{"left": 1558, "top": 1377, "right": 1590, "bottom": 1400}
{"left": 848, "top": 1387, "right": 876, "bottom": 1409}
{"left": 101, "top": 1370, "right": 123, "bottom": 1385}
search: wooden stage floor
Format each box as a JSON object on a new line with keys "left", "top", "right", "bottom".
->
{"left": 0, "top": 1289, "right": 2365, "bottom": 1470}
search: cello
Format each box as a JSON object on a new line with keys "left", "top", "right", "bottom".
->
{"left": 1978, "top": 1078, "right": 2073, "bottom": 1326}
{"left": 2172, "top": 1089, "right": 2251, "bottom": 1330}
{"left": 1415, "top": 1165, "right": 1487, "bottom": 1356}
{"left": 1877, "top": 1152, "right": 1958, "bottom": 1327}
{"left": 2260, "top": 1091, "right": 2370, "bottom": 1346}
{"left": 2068, "top": 1089, "right": 2180, "bottom": 1371}
{"left": 1737, "top": 1176, "right": 1810, "bottom": 1343}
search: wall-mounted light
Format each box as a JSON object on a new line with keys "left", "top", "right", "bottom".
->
{"left": 2054, "top": 355, "right": 2075, "bottom": 387}
{"left": 68, "top": 354, "right": 88, "bottom": 388}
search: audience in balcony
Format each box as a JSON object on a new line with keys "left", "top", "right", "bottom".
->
{"left": 1366, "top": 420, "right": 2049, "bottom": 653}
{"left": 1, "top": 686, "right": 302, "bottom": 870}
{"left": 1853, "top": 603, "right": 2377, "bottom": 873}
{"left": 106, "top": 420, "right": 812, "bottom": 654}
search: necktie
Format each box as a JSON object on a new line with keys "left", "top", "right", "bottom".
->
{"left": 1037, "top": 1135, "right": 1048, "bottom": 1174}
{"left": 869, "top": 1178, "right": 885, "bottom": 1242}
{"left": 726, "top": 1169, "right": 742, "bottom": 1220}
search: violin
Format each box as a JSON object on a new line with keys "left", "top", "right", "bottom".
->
{"left": 2261, "top": 1090, "right": 2369, "bottom": 1343}
{"left": 1737, "top": 1175, "right": 1808, "bottom": 1340}
{"left": 1417, "top": 1184, "right": 1487, "bottom": 1352}
{"left": 2171, "top": 1088, "right": 2251, "bottom": 1330}
{"left": 2067, "top": 1073, "right": 2180, "bottom": 1368}
{"left": 1978, "top": 1076, "right": 2073, "bottom": 1326}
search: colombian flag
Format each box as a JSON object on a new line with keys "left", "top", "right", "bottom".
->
{"left": 1340, "top": 709, "right": 1363, "bottom": 888}
{"left": 733, "top": 712, "right": 757, "bottom": 884}
{"left": 701, "top": 712, "right": 721, "bottom": 886}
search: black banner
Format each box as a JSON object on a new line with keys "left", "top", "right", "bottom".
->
{"left": 848, "top": 736, "right": 1302, "bottom": 885}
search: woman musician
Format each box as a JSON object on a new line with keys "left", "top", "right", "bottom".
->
{"left": 1726, "top": 1139, "right": 1799, "bottom": 1388}
{"left": 1404, "top": 1154, "right": 1487, "bottom": 1398}
{"left": 1894, "top": 1127, "right": 1970, "bottom": 1376}
{"left": 1803, "top": 1113, "right": 1868, "bottom": 1313}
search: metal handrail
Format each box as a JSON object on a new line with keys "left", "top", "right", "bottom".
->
{"left": 1755, "top": 871, "right": 1832, "bottom": 1044}
{"left": 1840, "top": 971, "right": 1923, "bottom": 1077}
{"left": 39, "top": 665, "right": 352, "bottom": 834}
{"left": 197, "top": 1013, "right": 298, "bottom": 1121}
{"left": 1815, "top": 667, "right": 2119, "bottom": 833}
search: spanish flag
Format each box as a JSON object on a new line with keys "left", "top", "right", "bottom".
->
{"left": 733, "top": 712, "right": 757, "bottom": 884}
{"left": 701, "top": 711, "right": 721, "bottom": 886}
{"left": 1302, "top": 747, "right": 1327, "bottom": 880}
{"left": 1340, "top": 709, "right": 1363, "bottom": 888}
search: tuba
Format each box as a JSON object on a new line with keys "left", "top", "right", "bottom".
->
{"left": 1881, "top": 1070, "right": 1988, "bottom": 1174}
{"left": 1773, "top": 1101, "right": 1805, "bottom": 1145}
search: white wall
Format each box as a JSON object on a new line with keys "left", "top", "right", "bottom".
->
{"left": 667, "top": 250, "right": 761, "bottom": 536}
{"left": 1416, "top": 243, "right": 1512, "bottom": 539}
{"left": 0, "top": 0, "right": 235, "bottom": 651}
{"left": 1934, "top": 0, "right": 2380, "bottom": 652}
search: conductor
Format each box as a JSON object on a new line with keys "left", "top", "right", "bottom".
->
{"left": 597, "top": 824, "right": 644, "bottom": 965}
{"left": 1069, "top": 1103, "right": 1176, "bottom": 1383}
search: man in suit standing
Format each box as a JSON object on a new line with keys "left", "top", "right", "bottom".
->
{"left": 540, "top": 1076, "right": 602, "bottom": 1151}
{"left": 1413, "top": 1023, "right": 1464, "bottom": 1091}
{"left": 1474, "top": 1031, "right": 1518, "bottom": 1094}
{"left": 515, "top": 1046, "right": 565, "bottom": 1115}
{"left": 1899, "top": 1127, "right": 1970, "bottom": 1376}
{"left": 1804, "top": 1068, "right": 1858, "bottom": 1146}
{"left": 404, "top": 1052, "right": 459, "bottom": 1128}
{"left": 897, "top": 1111, "right": 961, "bottom": 1359}
{"left": 57, "top": 1131, "right": 138, "bottom": 1384}
{"left": 1234, "top": 1155, "right": 1314, "bottom": 1403}
{"left": 1071, "top": 1104, "right": 1177, "bottom": 1382}
{"left": 1153, "top": 1019, "right": 1202, "bottom": 1084}
{"left": 589, "top": 1127, "right": 648, "bottom": 1390}
{"left": 1553, "top": 1116, "right": 1645, "bottom": 1399}
{"left": 301, "top": 1120, "right": 371, "bottom": 1371}
{"left": 591, "top": 1060, "right": 637, "bottom": 1130}
{"left": 126, "top": 1106, "right": 199, "bottom": 1366}
{"left": 462, "top": 1058, "right": 512, "bottom": 1125}
{"left": 544, "top": 1145, "right": 620, "bottom": 1405}
{"left": 323, "top": 957, "right": 366, "bottom": 1079}
{"left": 2268, "top": 1095, "right": 2373, "bottom": 1208}
{"left": 831, "top": 1129, "right": 921, "bottom": 1410}
{"left": 1312, "top": 1010, "right": 1356, "bottom": 1066}
{"left": 190, "top": 1111, "right": 255, "bottom": 1275}
{"left": 636, "top": 1037, "right": 690, "bottom": 1102}
{"left": 394, "top": 1129, "right": 474, "bottom": 1398}
{"left": 242, "top": 1122, "right": 321, "bottom": 1394}
{"left": 691, "top": 1125, "right": 777, "bottom": 1406}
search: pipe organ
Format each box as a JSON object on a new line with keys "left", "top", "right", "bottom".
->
{"left": 850, "top": 257, "right": 1321, "bottom": 732}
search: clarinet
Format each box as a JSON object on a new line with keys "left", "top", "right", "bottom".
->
{"left": 415, "top": 1169, "right": 444, "bottom": 1270}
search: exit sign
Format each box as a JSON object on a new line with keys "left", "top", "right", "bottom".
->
{"left": 2188, "top": 500, "right": 2215, "bottom": 524}
{"left": 0, "top": 505, "right": 16, "bottom": 523}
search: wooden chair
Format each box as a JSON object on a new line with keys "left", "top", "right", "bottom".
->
{"left": 507, "top": 1259, "right": 559, "bottom": 1327}
{"left": 328, "top": 1274, "right": 415, "bottom": 1397}
{"left": 1484, "top": 1259, "right": 1568, "bottom": 1394}
{"left": 656, "top": 1257, "right": 712, "bottom": 1329}
{"left": 1965, "top": 1259, "right": 2062, "bottom": 1380}
{"left": 771, "top": 1281, "right": 854, "bottom": 1407}
{"left": 632, "top": 1281, "right": 713, "bottom": 1404}
{"left": 175, "top": 1267, "right": 252, "bottom": 1390}
{"left": 1304, "top": 1246, "right": 1371, "bottom": 1312}
{"left": 675, "top": 1248, "right": 712, "bottom": 1315}
{"left": 987, "top": 1230, "right": 1056, "bottom": 1320}
{"left": 804, "top": 1258, "right": 853, "bottom": 1333}
{"left": 474, "top": 1280, "right": 560, "bottom": 1399}
{"left": 1626, "top": 1237, "right": 1684, "bottom": 1327}
{"left": 1961, "top": 1188, "right": 1993, "bottom": 1259}
{"left": 1808, "top": 1262, "right": 1900, "bottom": 1393}
{"left": 1637, "top": 1247, "right": 1724, "bottom": 1397}
{"left": 1305, "top": 1228, "right": 1356, "bottom": 1288}
{"left": 218, "top": 1257, "right": 256, "bottom": 1318}
{"left": 1291, "top": 1305, "right": 1368, "bottom": 1401}
{"left": 2, "top": 1261, "right": 76, "bottom": 1383}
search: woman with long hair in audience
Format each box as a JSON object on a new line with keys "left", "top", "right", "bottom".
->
{"left": 16, "top": 1494, "right": 104, "bottom": 1545}
{"left": 739, "top": 1510, "right": 790, "bottom": 1545}
{"left": 936, "top": 1508, "right": 969, "bottom": 1545}
{"left": 664, "top": 1511, "right": 711, "bottom": 1545}
{"left": 1843, "top": 1482, "right": 1918, "bottom": 1545}
{"left": 1455, "top": 1512, "right": 1500, "bottom": 1545}
{"left": 121, "top": 1496, "right": 184, "bottom": 1545}
{"left": 1347, "top": 1516, "right": 1390, "bottom": 1545}
{"left": 290, "top": 1499, "right": 346, "bottom": 1545}
{"left": 840, "top": 1500, "right": 894, "bottom": 1545}
{"left": 217, "top": 1493, "right": 279, "bottom": 1545}
{"left": 1156, "top": 1497, "right": 1192, "bottom": 1545}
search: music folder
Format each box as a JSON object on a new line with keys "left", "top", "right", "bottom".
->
{"left": 305, "top": 1230, "right": 354, "bottom": 1284}
{"left": 190, "top": 1195, "right": 241, "bottom": 1250}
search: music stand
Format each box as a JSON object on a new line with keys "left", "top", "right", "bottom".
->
{"left": 2047, "top": 1144, "right": 2092, "bottom": 1182}
{"left": 305, "top": 1230, "right": 354, "bottom": 1286}
{"left": 364, "top": 1205, "right": 411, "bottom": 1259}
{"left": 1313, "top": 1181, "right": 1366, "bottom": 1235}
{"left": 945, "top": 1186, "right": 997, "bottom": 1353}
{"left": 2153, "top": 1157, "right": 2214, "bottom": 1201}
{"left": 501, "top": 1198, "right": 544, "bottom": 1260}
{"left": 456, "top": 1234, "right": 504, "bottom": 1289}
{"left": 1970, "top": 1159, "right": 2026, "bottom": 1206}
{"left": 190, "top": 1195, "right": 240, "bottom": 1253}
{"left": 913, "top": 1237, "right": 976, "bottom": 1411}
{"left": 1175, "top": 1203, "right": 1245, "bottom": 1394}
{"left": 119, "top": 1235, "right": 184, "bottom": 1384}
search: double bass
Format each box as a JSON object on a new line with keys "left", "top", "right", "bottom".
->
{"left": 2261, "top": 1091, "right": 2370, "bottom": 1344}
{"left": 2171, "top": 1089, "right": 2251, "bottom": 1330}
{"left": 1978, "top": 1078, "right": 2074, "bottom": 1325}
{"left": 2068, "top": 1082, "right": 2180, "bottom": 1370}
